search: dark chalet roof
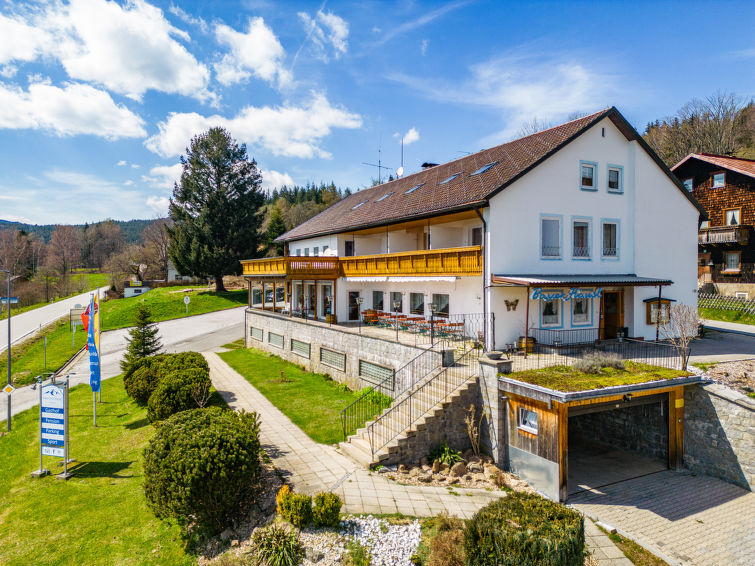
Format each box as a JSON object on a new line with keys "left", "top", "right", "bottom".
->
{"left": 278, "top": 107, "right": 703, "bottom": 243}
{"left": 672, "top": 153, "right": 755, "bottom": 179}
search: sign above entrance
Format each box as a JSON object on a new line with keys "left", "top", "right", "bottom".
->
{"left": 531, "top": 287, "right": 603, "bottom": 302}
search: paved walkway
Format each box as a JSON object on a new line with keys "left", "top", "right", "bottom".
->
{"left": 571, "top": 470, "right": 755, "bottom": 566}
{"left": 207, "top": 352, "right": 633, "bottom": 564}
{"left": 701, "top": 318, "right": 755, "bottom": 337}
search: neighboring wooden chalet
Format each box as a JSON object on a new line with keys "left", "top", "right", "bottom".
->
{"left": 672, "top": 153, "right": 755, "bottom": 296}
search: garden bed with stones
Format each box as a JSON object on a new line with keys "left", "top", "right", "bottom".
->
{"left": 698, "top": 360, "right": 755, "bottom": 396}
{"left": 379, "top": 452, "right": 535, "bottom": 494}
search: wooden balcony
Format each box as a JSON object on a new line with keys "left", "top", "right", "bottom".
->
{"left": 241, "top": 246, "right": 482, "bottom": 279}
{"left": 698, "top": 225, "right": 750, "bottom": 245}
{"left": 340, "top": 246, "right": 482, "bottom": 277}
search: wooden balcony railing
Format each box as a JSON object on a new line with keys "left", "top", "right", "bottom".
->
{"left": 698, "top": 225, "right": 750, "bottom": 245}
{"left": 341, "top": 246, "right": 482, "bottom": 277}
{"left": 241, "top": 246, "right": 482, "bottom": 279}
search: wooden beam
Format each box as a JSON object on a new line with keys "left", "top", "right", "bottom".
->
{"left": 668, "top": 387, "right": 684, "bottom": 470}
{"left": 557, "top": 401, "right": 568, "bottom": 502}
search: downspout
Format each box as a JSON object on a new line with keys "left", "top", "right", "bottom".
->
{"left": 474, "top": 207, "right": 489, "bottom": 351}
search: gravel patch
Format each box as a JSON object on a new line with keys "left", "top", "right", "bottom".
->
{"left": 340, "top": 516, "right": 422, "bottom": 566}
{"left": 697, "top": 360, "right": 755, "bottom": 395}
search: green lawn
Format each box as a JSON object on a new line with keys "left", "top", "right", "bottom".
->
{"left": 101, "top": 286, "right": 246, "bottom": 331}
{"left": 506, "top": 361, "right": 691, "bottom": 392}
{"left": 0, "top": 377, "right": 191, "bottom": 566}
{"left": 218, "top": 346, "right": 368, "bottom": 445}
{"left": 10, "top": 319, "right": 87, "bottom": 386}
{"left": 699, "top": 307, "right": 755, "bottom": 326}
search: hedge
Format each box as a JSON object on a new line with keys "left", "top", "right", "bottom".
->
{"left": 146, "top": 368, "right": 212, "bottom": 423}
{"left": 464, "top": 492, "right": 584, "bottom": 566}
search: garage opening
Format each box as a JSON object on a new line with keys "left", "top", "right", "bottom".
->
{"left": 568, "top": 394, "right": 669, "bottom": 495}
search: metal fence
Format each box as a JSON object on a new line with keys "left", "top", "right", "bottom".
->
{"left": 365, "top": 311, "right": 489, "bottom": 348}
{"left": 367, "top": 346, "right": 481, "bottom": 459}
{"left": 508, "top": 337, "right": 685, "bottom": 372}
{"left": 698, "top": 292, "right": 755, "bottom": 315}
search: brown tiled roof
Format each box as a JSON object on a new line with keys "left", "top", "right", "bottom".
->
{"left": 672, "top": 153, "right": 755, "bottom": 178}
{"left": 279, "top": 107, "right": 702, "bottom": 242}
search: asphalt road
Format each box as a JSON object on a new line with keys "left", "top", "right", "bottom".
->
{"left": 1, "top": 306, "right": 244, "bottom": 421}
{"left": 1, "top": 286, "right": 110, "bottom": 353}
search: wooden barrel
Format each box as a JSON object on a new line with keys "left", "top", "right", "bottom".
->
{"left": 517, "top": 336, "right": 535, "bottom": 353}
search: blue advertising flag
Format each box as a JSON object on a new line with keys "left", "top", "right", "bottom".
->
{"left": 88, "top": 296, "right": 101, "bottom": 393}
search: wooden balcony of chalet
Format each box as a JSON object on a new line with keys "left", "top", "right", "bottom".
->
{"left": 240, "top": 245, "right": 482, "bottom": 279}
{"left": 698, "top": 225, "right": 750, "bottom": 245}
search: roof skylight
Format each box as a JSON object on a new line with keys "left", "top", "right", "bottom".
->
{"left": 405, "top": 183, "right": 424, "bottom": 194}
{"left": 352, "top": 201, "right": 367, "bottom": 210}
{"left": 439, "top": 173, "right": 461, "bottom": 184}
{"left": 470, "top": 162, "right": 498, "bottom": 176}
{"left": 376, "top": 192, "right": 393, "bottom": 202}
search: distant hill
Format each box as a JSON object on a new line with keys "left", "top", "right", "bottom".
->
{"left": 0, "top": 218, "right": 161, "bottom": 243}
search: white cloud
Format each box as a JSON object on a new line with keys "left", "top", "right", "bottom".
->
{"left": 146, "top": 195, "right": 170, "bottom": 215}
{"left": 261, "top": 169, "right": 295, "bottom": 192}
{"left": 0, "top": 65, "right": 18, "bottom": 78}
{"left": 116, "top": 160, "right": 127, "bottom": 166}
{"left": 0, "top": 212, "right": 33, "bottom": 223}
{"left": 123, "top": 180, "right": 134, "bottom": 186}
{"left": 0, "top": 0, "right": 213, "bottom": 104}
{"left": 297, "top": 10, "right": 349, "bottom": 62}
{"left": 143, "top": 163, "right": 183, "bottom": 189}
{"left": 168, "top": 4, "right": 208, "bottom": 33}
{"left": 402, "top": 127, "right": 420, "bottom": 145}
{"left": 375, "top": 1, "right": 469, "bottom": 46}
{"left": 390, "top": 50, "right": 618, "bottom": 141}
{"left": 145, "top": 93, "right": 362, "bottom": 159}
{"left": 214, "top": 17, "right": 291, "bottom": 88}
{"left": 420, "top": 39, "right": 429, "bottom": 56}
{"left": 131, "top": 163, "right": 140, "bottom": 169}
{"left": 0, "top": 80, "right": 146, "bottom": 139}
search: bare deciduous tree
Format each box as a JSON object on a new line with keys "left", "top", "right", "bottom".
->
{"left": 141, "top": 219, "right": 171, "bottom": 280}
{"left": 660, "top": 303, "right": 700, "bottom": 370}
{"left": 47, "top": 225, "right": 81, "bottom": 275}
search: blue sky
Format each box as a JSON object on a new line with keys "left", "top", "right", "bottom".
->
{"left": 0, "top": 0, "right": 753, "bottom": 225}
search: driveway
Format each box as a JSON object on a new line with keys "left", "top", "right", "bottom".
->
{"left": 0, "top": 306, "right": 245, "bottom": 421}
{"left": 1, "top": 286, "right": 110, "bottom": 353}
{"left": 688, "top": 328, "right": 755, "bottom": 364}
{"left": 570, "top": 470, "right": 755, "bottom": 566}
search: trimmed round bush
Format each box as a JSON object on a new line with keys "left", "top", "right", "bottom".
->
{"left": 143, "top": 407, "right": 261, "bottom": 538}
{"left": 463, "top": 492, "right": 584, "bottom": 566}
{"left": 124, "top": 352, "right": 210, "bottom": 404}
{"left": 146, "top": 368, "right": 212, "bottom": 423}
{"left": 312, "top": 492, "right": 342, "bottom": 528}
{"left": 285, "top": 493, "right": 313, "bottom": 528}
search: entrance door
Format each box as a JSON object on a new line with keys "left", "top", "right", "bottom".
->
{"left": 602, "top": 291, "right": 623, "bottom": 339}
{"left": 348, "top": 291, "right": 360, "bottom": 321}
{"left": 306, "top": 284, "right": 316, "bottom": 318}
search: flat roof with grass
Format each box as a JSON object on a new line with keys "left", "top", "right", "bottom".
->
{"left": 505, "top": 362, "right": 692, "bottom": 393}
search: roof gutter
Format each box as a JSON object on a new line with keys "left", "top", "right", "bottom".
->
{"left": 474, "top": 206, "right": 490, "bottom": 350}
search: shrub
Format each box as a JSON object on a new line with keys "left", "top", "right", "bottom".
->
{"left": 146, "top": 368, "right": 212, "bottom": 423}
{"left": 284, "top": 494, "right": 313, "bottom": 528}
{"left": 464, "top": 492, "right": 584, "bottom": 566}
{"left": 249, "top": 524, "right": 304, "bottom": 566}
{"left": 312, "top": 492, "right": 342, "bottom": 528}
{"left": 123, "top": 352, "right": 209, "bottom": 404}
{"left": 276, "top": 485, "right": 292, "bottom": 515}
{"left": 573, "top": 352, "right": 625, "bottom": 374}
{"left": 121, "top": 303, "right": 162, "bottom": 373}
{"left": 143, "top": 407, "right": 261, "bottom": 542}
{"left": 429, "top": 441, "right": 462, "bottom": 466}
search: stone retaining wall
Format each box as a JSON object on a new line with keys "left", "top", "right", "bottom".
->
{"left": 684, "top": 383, "right": 755, "bottom": 491}
{"left": 244, "top": 309, "right": 440, "bottom": 392}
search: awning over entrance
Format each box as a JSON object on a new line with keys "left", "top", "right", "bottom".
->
{"left": 490, "top": 274, "right": 673, "bottom": 287}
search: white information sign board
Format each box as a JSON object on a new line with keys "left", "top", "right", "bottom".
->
{"left": 41, "top": 384, "right": 66, "bottom": 458}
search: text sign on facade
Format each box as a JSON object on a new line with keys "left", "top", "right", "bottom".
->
{"left": 530, "top": 287, "right": 603, "bottom": 302}
{"left": 41, "top": 384, "right": 66, "bottom": 458}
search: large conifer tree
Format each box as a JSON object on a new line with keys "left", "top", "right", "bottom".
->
{"left": 168, "top": 127, "right": 265, "bottom": 292}
{"left": 120, "top": 303, "right": 162, "bottom": 372}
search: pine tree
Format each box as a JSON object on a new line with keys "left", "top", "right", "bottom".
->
{"left": 265, "top": 205, "right": 287, "bottom": 256}
{"left": 120, "top": 303, "right": 163, "bottom": 372}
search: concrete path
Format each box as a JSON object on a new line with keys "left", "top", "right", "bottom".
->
{"left": 205, "top": 352, "right": 507, "bottom": 519}
{"left": 571, "top": 470, "right": 755, "bottom": 566}
{"left": 701, "top": 318, "right": 755, "bottom": 337}
{"left": 1, "top": 307, "right": 245, "bottom": 422}
{"left": 584, "top": 519, "right": 633, "bottom": 566}
{"left": 1, "top": 286, "right": 110, "bottom": 353}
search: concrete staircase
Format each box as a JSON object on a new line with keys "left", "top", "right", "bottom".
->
{"left": 339, "top": 352, "right": 478, "bottom": 467}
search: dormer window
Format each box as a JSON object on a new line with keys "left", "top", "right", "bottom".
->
{"left": 683, "top": 178, "right": 693, "bottom": 191}
{"left": 712, "top": 172, "right": 725, "bottom": 188}
{"left": 580, "top": 161, "right": 597, "bottom": 190}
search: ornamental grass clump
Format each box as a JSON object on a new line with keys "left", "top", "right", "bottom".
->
{"left": 143, "top": 407, "right": 261, "bottom": 546}
{"left": 249, "top": 524, "right": 304, "bottom": 566}
{"left": 573, "top": 352, "right": 625, "bottom": 374}
{"left": 464, "top": 492, "right": 584, "bottom": 566}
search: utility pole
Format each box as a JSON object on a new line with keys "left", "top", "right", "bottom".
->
{"left": 2, "top": 270, "right": 12, "bottom": 432}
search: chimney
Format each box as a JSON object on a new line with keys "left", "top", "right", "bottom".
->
{"left": 421, "top": 162, "right": 439, "bottom": 169}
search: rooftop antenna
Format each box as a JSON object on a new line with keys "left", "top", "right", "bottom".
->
{"left": 396, "top": 138, "right": 404, "bottom": 178}
{"left": 362, "top": 136, "right": 392, "bottom": 184}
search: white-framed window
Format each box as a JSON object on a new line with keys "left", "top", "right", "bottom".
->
{"left": 518, "top": 407, "right": 538, "bottom": 434}
{"left": 712, "top": 172, "right": 725, "bottom": 188}
{"left": 572, "top": 219, "right": 590, "bottom": 258}
{"left": 580, "top": 161, "right": 597, "bottom": 190}
{"left": 304, "top": 248, "right": 310, "bottom": 256}
{"left": 432, "top": 293, "right": 449, "bottom": 317}
{"left": 648, "top": 302, "right": 671, "bottom": 324}
{"left": 410, "top": 292, "right": 424, "bottom": 315}
{"left": 724, "top": 251, "right": 741, "bottom": 272}
{"left": 541, "top": 297, "right": 561, "bottom": 327}
{"left": 683, "top": 178, "right": 693, "bottom": 191}
{"left": 607, "top": 164, "right": 623, "bottom": 193}
{"left": 735, "top": 292, "right": 749, "bottom": 300}
{"left": 602, "top": 221, "right": 618, "bottom": 258}
{"left": 313, "top": 246, "right": 319, "bottom": 256}
{"left": 572, "top": 296, "right": 590, "bottom": 325}
{"left": 725, "top": 209, "right": 740, "bottom": 226}
{"left": 541, "top": 216, "right": 561, "bottom": 258}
